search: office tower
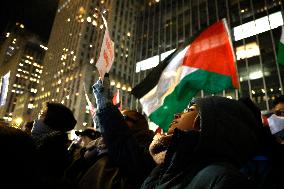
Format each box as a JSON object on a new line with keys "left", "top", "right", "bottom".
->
{"left": 33, "top": 0, "right": 138, "bottom": 129}
{"left": 134, "top": 0, "right": 284, "bottom": 111}
{"left": 0, "top": 23, "right": 45, "bottom": 126}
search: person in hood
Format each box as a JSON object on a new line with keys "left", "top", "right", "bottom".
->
{"left": 142, "top": 96, "right": 260, "bottom": 189}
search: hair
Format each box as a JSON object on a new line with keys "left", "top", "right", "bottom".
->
{"left": 121, "top": 109, "right": 149, "bottom": 130}
{"left": 272, "top": 95, "right": 284, "bottom": 108}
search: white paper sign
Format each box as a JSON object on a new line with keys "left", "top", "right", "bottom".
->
{"left": 95, "top": 15, "right": 114, "bottom": 80}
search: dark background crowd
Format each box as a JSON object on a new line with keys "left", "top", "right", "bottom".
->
{"left": 1, "top": 76, "right": 284, "bottom": 189}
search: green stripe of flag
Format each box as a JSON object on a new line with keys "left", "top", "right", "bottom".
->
{"left": 149, "top": 69, "right": 234, "bottom": 131}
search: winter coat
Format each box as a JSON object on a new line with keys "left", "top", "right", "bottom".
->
{"left": 95, "top": 105, "right": 156, "bottom": 188}
{"left": 142, "top": 96, "right": 260, "bottom": 189}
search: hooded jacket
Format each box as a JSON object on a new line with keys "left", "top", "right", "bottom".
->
{"left": 142, "top": 96, "right": 259, "bottom": 189}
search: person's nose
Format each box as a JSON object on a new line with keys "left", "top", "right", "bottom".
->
{"left": 174, "top": 113, "right": 182, "bottom": 119}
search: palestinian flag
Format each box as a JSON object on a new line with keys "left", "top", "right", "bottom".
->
{"left": 278, "top": 26, "right": 284, "bottom": 65}
{"left": 131, "top": 19, "right": 239, "bottom": 131}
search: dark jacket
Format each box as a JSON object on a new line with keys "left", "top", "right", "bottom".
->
{"left": 35, "top": 132, "right": 74, "bottom": 189}
{"left": 95, "top": 105, "right": 156, "bottom": 188}
{"left": 142, "top": 96, "right": 260, "bottom": 189}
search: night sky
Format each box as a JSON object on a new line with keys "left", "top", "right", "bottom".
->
{"left": 0, "top": 0, "right": 59, "bottom": 43}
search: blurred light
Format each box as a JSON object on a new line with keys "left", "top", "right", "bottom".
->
{"left": 92, "top": 20, "right": 97, "bottom": 26}
{"left": 127, "top": 87, "right": 132, "bottom": 92}
{"left": 234, "top": 11, "right": 283, "bottom": 41}
{"left": 20, "top": 24, "right": 24, "bottom": 28}
{"left": 89, "top": 44, "right": 93, "bottom": 47}
{"left": 116, "top": 82, "right": 121, "bottom": 88}
{"left": 111, "top": 81, "right": 115, "bottom": 86}
{"left": 67, "top": 18, "right": 70, "bottom": 22}
{"left": 87, "top": 17, "right": 92, "bottom": 22}
{"left": 28, "top": 104, "right": 33, "bottom": 109}
{"left": 236, "top": 42, "right": 260, "bottom": 60}
{"left": 127, "top": 32, "right": 131, "bottom": 37}
{"left": 40, "top": 44, "right": 48, "bottom": 50}
{"left": 83, "top": 122, "right": 87, "bottom": 126}
{"left": 252, "top": 90, "right": 256, "bottom": 94}
{"left": 261, "top": 89, "right": 266, "bottom": 94}
{"left": 226, "top": 96, "right": 233, "bottom": 99}
{"left": 136, "top": 49, "right": 176, "bottom": 73}
{"left": 270, "top": 88, "right": 274, "bottom": 92}
{"left": 122, "top": 86, "right": 126, "bottom": 90}
{"left": 6, "top": 32, "right": 10, "bottom": 37}
{"left": 249, "top": 71, "right": 263, "bottom": 80}
{"left": 90, "top": 58, "right": 94, "bottom": 64}
{"left": 100, "top": 24, "right": 104, "bottom": 29}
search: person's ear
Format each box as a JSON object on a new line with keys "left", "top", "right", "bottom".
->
{"left": 193, "top": 115, "right": 201, "bottom": 131}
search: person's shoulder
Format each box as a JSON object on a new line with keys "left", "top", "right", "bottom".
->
{"left": 188, "top": 163, "right": 252, "bottom": 189}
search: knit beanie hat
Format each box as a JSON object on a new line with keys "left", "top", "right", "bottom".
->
{"left": 44, "top": 102, "right": 77, "bottom": 132}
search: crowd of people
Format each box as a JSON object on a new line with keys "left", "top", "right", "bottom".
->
{"left": 1, "top": 74, "right": 284, "bottom": 189}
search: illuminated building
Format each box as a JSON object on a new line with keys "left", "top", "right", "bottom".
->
{"left": 134, "top": 0, "right": 284, "bottom": 111}
{"left": 32, "top": 0, "right": 138, "bottom": 129}
{"left": 0, "top": 23, "right": 45, "bottom": 124}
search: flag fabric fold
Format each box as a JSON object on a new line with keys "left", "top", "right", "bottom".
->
{"left": 112, "top": 89, "right": 121, "bottom": 110}
{"left": 132, "top": 19, "right": 238, "bottom": 131}
{"left": 278, "top": 26, "right": 284, "bottom": 65}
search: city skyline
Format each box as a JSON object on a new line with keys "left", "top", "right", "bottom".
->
{"left": 0, "top": 0, "right": 283, "bottom": 129}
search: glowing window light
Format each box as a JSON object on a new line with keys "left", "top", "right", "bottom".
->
{"left": 116, "top": 82, "right": 121, "bottom": 88}
{"left": 249, "top": 71, "right": 263, "bottom": 80}
{"left": 87, "top": 17, "right": 92, "bottom": 22}
{"left": 92, "top": 20, "right": 97, "bottom": 26}
{"left": 136, "top": 49, "right": 176, "bottom": 73}
{"left": 236, "top": 42, "right": 260, "bottom": 60}
{"left": 233, "top": 11, "right": 283, "bottom": 41}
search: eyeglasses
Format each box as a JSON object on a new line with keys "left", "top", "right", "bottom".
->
{"left": 184, "top": 107, "right": 196, "bottom": 113}
{"left": 123, "top": 115, "right": 137, "bottom": 123}
{"left": 275, "top": 110, "right": 284, "bottom": 116}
